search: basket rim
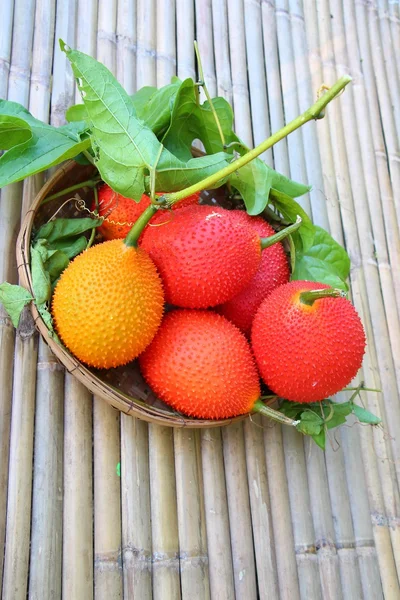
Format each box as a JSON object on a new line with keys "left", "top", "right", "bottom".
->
{"left": 16, "top": 160, "right": 250, "bottom": 428}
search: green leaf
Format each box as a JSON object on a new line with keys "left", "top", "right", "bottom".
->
{"left": 61, "top": 41, "right": 165, "bottom": 201}
{"left": 162, "top": 78, "right": 236, "bottom": 160}
{"left": 138, "top": 80, "right": 182, "bottom": 137}
{"left": 312, "top": 429, "right": 326, "bottom": 450}
{"left": 0, "top": 282, "right": 34, "bottom": 328}
{"left": 130, "top": 86, "right": 158, "bottom": 114}
{"left": 292, "top": 225, "right": 350, "bottom": 290}
{"left": 230, "top": 159, "right": 275, "bottom": 215}
{"left": 36, "top": 302, "right": 54, "bottom": 333}
{"left": 45, "top": 250, "right": 70, "bottom": 282}
{"left": 35, "top": 217, "right": 102, "bottom": 244}
{"left": 270, "top": 171, "right": 311, "bottom": 198}
{"left": 31, "top": 242, "right": 51, "bottom": 305}
{"left": 66, "top": 103, "right": 87, "bottom": 122}
{"left": 0, "top": 114, "right": 32, "bottom": 149}
{"left": 353, "top": 404, "right": 381, "bottom": 425}
{"left": 296, "top": 411, "right": 323, "bottom": 436}
{"left": 48, "top": 235, "right": 88, "bottom": 259}
{"left": 153, "top": 149, "right": 231, "bottom": 191}
{"left": 0, "top": 100, "right": 91, "bottom": 187}
{"left": 268, "top": 189, "right": 314, "bottom": 251}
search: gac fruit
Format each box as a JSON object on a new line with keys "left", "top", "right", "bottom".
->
{"left": 218, "top": 212, "right": 290, "bottom": 334}
{"left": 251, "top": 280, "right": 366, "bottom": 402}
{"left": 52, "top": 239, "right": 164, "bottom": 369}
{"left": 140, "top": 205, "right": 262, "bottom": 308}
{"left": 139, "top": 309, "right": 261, "bottom": 419}
{"left": 93, "top": 183, "right": 200, "bottom": 240}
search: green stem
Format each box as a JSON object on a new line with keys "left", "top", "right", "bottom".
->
{"left": 87, "top": 185, "right": 99, "bottom": 249}
{"left": 124, "top": 204, "right": 158, "bottom": 247}
{"left": 299, "top": 288, "right": 346, "bottom": 306}
{"left": 260, "top": 215, "right": 302, "bottom": 250}
{"left": 163, "top": 75, "right": 352, "bottom": 206}
{"left": 194, "top": 41, "right": 226, "bottom": 147}
{"left": 253, "top": 400, "right": 299, "bottom": 427}
{"left": 83, "top": 150, "right": 96, "bottom": 165}
{"left": 42, "top": 178, "right": 101, "bottom": 204}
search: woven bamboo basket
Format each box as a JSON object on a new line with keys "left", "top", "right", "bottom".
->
{"left": 16, "top": 158, "right": 268, "bottom": 428}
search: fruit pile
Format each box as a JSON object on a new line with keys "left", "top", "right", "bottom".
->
{"left": 0, "top": 42, "right": 380, "bottom": 447}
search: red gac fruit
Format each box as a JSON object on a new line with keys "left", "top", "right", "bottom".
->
{"left": 92, "top": 183, "right": 200, "bottom": 240}
{"left": 140, "top": 205, "right": 262, "bottom": 308}
{"left": 251, "top": 280, "right": 366, "bottom": 403}
{"left": 139, "top": 310, "right": 261, "bottom": 419}
{"left": 218, "top": 212, "right": 290, "bottom": 334}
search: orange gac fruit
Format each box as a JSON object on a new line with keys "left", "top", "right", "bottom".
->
{"left": 140, "top": 205, "right": 262, "bottom": 308}
{"left": 52, "top": 239, "right": 164, "bottom": 369}
{"left": 139, "top": 310, "right": 261, "bottom": 419}
{"left": 251, "top": 280, "right": 366, "bottom": 403}
{"left": 218, "top": 212, "right": 290, "bottom": 334}
{"left": 92, "top": 183, "right": 200, "bottom": 240}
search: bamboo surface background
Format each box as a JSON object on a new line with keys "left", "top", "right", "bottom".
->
{"left": 0, "top": 0, "right": 400, "bottom": 598}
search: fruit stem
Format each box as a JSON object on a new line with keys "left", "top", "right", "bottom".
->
{"left": 253, "top": 399, "right": 299, "bottom": 427}
{"left": 194, "top": 40, "right": 226, "bottom": 148}
{"left": 124, "top": 204, "right": 158, "bottom": 247}
{"left": 42, "top": 178, "right": 101, "bottom": 204}
{"left": 162, "top": 75, "right": 352, "bottom": 206}
{"left": 260, "top": 215, "right": 302, "bottom": 250}
{"left": 299, "top": 288, "right": 347, "bottom": 306}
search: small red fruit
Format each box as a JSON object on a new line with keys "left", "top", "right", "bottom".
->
{"left": 140, "top": 205, "right": 262, "bottom": 308}
{"left": 139, "top": 310, "right": 261, "bottom": 419}
{"left": 218, "top": 212, "right": 290, "bottom": 334}
{"left": 93, "top": 183, "right": 200, "bottom": 240}
{"left": 251, "top": 280, "right": 366, "bottom": 403}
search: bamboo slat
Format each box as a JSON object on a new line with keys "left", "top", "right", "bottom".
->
{"left": 222, "top": 423, "right": 258, "bottom": 599}
{"left": 0, "top": 1, "right": 35, "bottom": 591}
{"left": 243, "top": 0, "right": 272, "bottom": 164}
{"left": 149, "top": 425, "right": 181, "bottom": 600}
{"left": 116, "top": 0, "right": 137, "bottom": 94}
{"left": 211, "top": 0, "right": 233, "bottom": 106}
{"left": 281, "top": 427, "right": 323, "bottom": 600}
{"left": 94, "top": 399, "right": 123, "bottom": 599}
{"left": 176, "top": 0, "right": 196, "bottom": 81}
{"left": 2, "top": 0, "right": 52, "bottom": 589}
{"left": 263, "top": 424, "right": 301, "bottom": 600}
{"left": 195, "top": 0, "right": 217, "bottom": 98}
{"left": 374, "top": 0, "right": 400, "bottom": 142}
{"left": 28, "top": 344, "right": 64, "bottom": 600}
{"left": 174, "top": 429, "right": 210, "bottom": 600}
{"left": 121, "top": 416, "right": 152, "bottom": 599}
{"left": 62, "top": 376, "right": 94, "bottom": 600}
{"left": 243, "top": 418, "right": 279, "bottom": 599}
{"left": 274, "top": 0, "right": 311, "bottom": 216}
{"left": 0, "top": 0, "right": 14, "bottom": 99}
{"left": 260, "top": 0, "right": 289, "bottom": 174}
{"left": 226, "top": 0, "right": 253, "bottom": 147}
{"left": 156, "top": 0, "right": 176, "bottom": 86}
{"left": 136, "top": 0, "right": 156, "bottom": 90}
{"left": 201, "top": 429, "right": 235, "bottom": 600}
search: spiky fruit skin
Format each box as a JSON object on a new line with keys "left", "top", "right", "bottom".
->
{"left": 139, "top": 310, "right": 261, "bottom": 419}
{"left": 93, "top": 184, "right": 200, "bottom": 240}
{"left": 140, "top": 205, "right": 262, "bottom": 308}
{"left": 52, "top": 240, "right": 164, "bottom": 369}
{"left": 218, "top": 212, "right": 290, "bottom": 334}
{"left": 251, "top": 280, "right": 366, "bottom": 403}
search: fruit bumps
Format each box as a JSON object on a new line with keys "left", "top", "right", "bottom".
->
{"left": 140, "top": 205, "right": 262, "bottom": 308}
{"left": 52, "top": 239, "right": 164, "bottom": 368}
{"left": 251, "top": 280, "right": 366, "bottom": 403}
{"left": 139, "top": 310, "right": 261, "bottom": 419}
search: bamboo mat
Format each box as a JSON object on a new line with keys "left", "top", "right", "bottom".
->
{"left": 0, "top": 0, "right": 400, "bottom": 598}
